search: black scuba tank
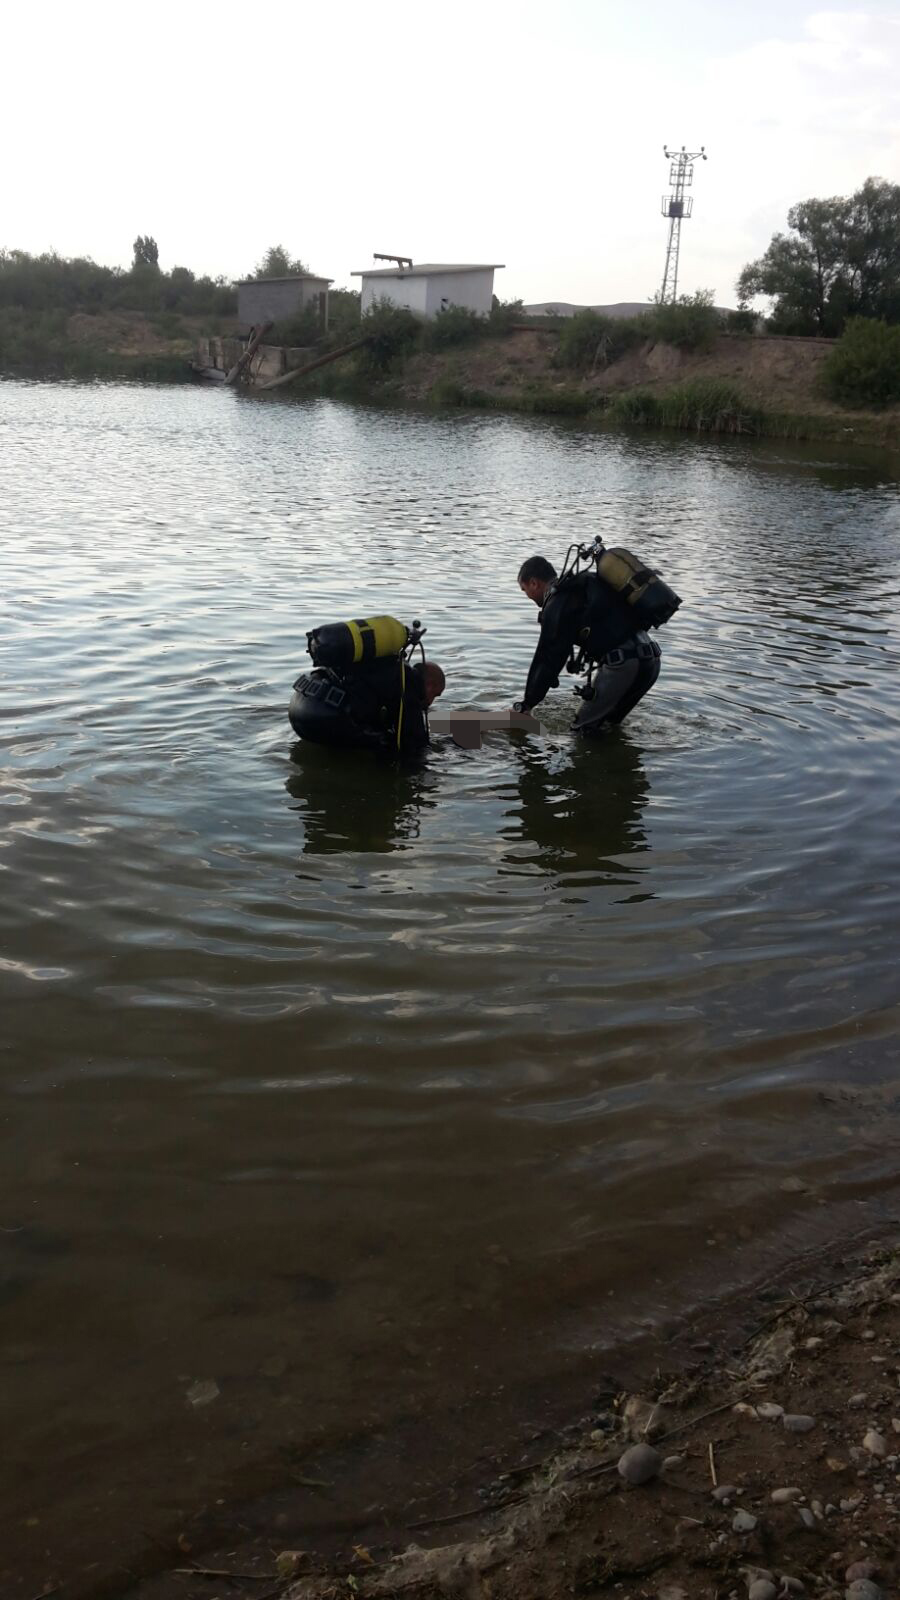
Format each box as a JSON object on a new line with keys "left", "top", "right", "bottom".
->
{"left": 307, "top": 615, "right": 411, "bottom": 671}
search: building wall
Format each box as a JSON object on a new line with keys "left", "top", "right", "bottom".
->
{"left": 359, "top": 270, "right": 496, "bottom": 319}
{"left": 359, "top": 273, "right": 429, "bottom": 318}
{"left": 423, "top": 270, "right": 495, "bottom": 318}
{"left": 237, "top": 279, "right": 329, "bottom": 330}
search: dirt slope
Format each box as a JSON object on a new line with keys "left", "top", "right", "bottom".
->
{"left": 395, "top": 330, "right": 900, "bottom": 444}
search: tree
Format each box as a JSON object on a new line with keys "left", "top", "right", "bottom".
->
{"left": 132, "top": 235, "right": 159, "bottom": 270}
{"left": 737, "top": 179, "right": 900, "bottom": 336}
{"left": 254, "top": 244, "right": 309, "bottom": 278}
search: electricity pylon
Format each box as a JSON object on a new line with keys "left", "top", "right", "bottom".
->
{"left": 660, "top": 145, "right": 707, "bottom": 304}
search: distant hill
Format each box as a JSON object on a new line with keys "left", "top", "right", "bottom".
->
{"left": 523, "top": 300, "right": 735, "bottom": 319}
{"left": 523, "top": 301, "right": 650, "bottom": 319}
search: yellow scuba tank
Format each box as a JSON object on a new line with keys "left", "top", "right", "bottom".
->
{"left": 307, "top": 615, "right": 411, "bottom": 671}
{"left": 596, "top": 547, "right": 681, "bottom": 629}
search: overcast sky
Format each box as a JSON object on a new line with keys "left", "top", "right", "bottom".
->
{"left": 3, "top": 2, "right": 898, "bottom": 306}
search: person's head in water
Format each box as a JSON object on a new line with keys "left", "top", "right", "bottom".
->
{"left": 518, "top": 555, "right": 557, "bottom": 608}
{"left": 413, "top": 660, "right": 446, "bottom": 708}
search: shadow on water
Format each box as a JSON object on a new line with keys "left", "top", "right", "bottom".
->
{"left": 501, "top": 733, "right": 653, "bottom": 897}
{"left": 285, "top": 741, "right": 431, "bottom": 855}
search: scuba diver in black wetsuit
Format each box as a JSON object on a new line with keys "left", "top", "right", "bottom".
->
{"left": 289, "top": 614, "right": 446, "bottom": 757}
{"left": 512, "top": 539, "right": 681, "bottom": 736}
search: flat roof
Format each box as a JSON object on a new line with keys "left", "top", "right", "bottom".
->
{"left": 235, "top": 275, "right": 333, "bottom": 286}
{"left": 351, "top": 263, "right": 504, "bottom": 278}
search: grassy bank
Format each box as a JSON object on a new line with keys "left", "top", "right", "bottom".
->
{"left": 427, "top": 374, "right": 838, "bottom": 439}
{"left": 4, "top": 304, "right": 898, "bottom": 448}
{"left": 0, "top": 306, "right": 233, "bottom": 383}
{"left": 285, "top": 358, "right": 885, "bottom": 445}
{"left": 256, "top": 306, "right": 899, "bottom": 447}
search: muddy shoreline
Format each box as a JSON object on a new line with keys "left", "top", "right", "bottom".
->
{"left": 41, "top": 1223, "right": 896, "bottom": 1600}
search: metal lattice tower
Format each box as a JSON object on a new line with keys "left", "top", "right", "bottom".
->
{"left": 660, "top": 145, "right": 707, "bottom": 303}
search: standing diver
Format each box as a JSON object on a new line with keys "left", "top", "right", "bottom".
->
{"left": 512, "top": 538, "right": 681, "bottom": 735}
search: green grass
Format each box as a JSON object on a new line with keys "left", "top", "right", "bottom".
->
{"left": 603, "top": 379, "right": 828, "bottom": 439}
{"left": 429, "top": 371, "right": 845, "bottom": 440}
{"left": 429, "top": 378, "right": 593, "bottom": 416}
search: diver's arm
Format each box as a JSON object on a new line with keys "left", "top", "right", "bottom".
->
{"left": 519, "top": 593, "right": 575, "bottom": 710}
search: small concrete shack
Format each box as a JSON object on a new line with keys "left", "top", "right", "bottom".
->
{"left": 237, "top": 274, "right": 332, "bottom": 331}
{"left": 351, "top": 263, "right": 504, "bottom": 319}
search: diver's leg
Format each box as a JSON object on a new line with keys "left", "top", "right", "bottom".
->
{"left": 606, "top": 655, "right": 661, "bottom": 726}
{"left": 572, "top": 658, "right": 640, "bottom": 738}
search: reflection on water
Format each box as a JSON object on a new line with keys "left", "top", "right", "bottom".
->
{"left": 1, "top": 377, "right": 900, "bottom": 1594}
{"left": 287, "top": 742, "right": 430, "bottom": 854}
{"left": 504, "top": 735, "right": 651, "bottom": 895}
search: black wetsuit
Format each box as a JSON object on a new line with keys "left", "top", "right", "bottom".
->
{"left": 289, "top": 657, "right": 429, "bottom": 754}
{"left": 521, "top": 572, "right": 660, "bottom": 735}
{"left": 344, "top": 658, "right": 429, "bottom": 753}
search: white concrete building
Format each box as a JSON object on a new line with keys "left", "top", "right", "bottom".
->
{"left": 351, "top": 263, "right": 504, "bottom": 320}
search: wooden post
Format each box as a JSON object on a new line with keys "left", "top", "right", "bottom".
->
{"left": 256, "top": 336, "right": 371, "bottom": 392}
{"left": 224, "top": 321, "right": 274, "bottom": 386}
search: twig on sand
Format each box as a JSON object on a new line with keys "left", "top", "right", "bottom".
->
{"left": 708, "top": 1441, "right": 718, "bottom": 1488}
{"left": 174, "top": 1565, "right": 275, "bottom": 1582}
{"left": 29, "top": 1589, "right": 60, "bottom": 1600}
{"left": 407, "top": 1492, "right": 528, "bottom": 1532}
{"left": 409, "top": 1393, "right": 748, "bottom": 1528}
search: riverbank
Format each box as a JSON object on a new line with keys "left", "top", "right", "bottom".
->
{"left": 4, "top": 312, "right": 899, "bottom": 446}
{"left": 0, "top": 308, "right": 237, "bottom": 381}
{"left": 110, "top": 1233, "right": 900, "bottom": 1600}
{"left": 353, "top": 329, "right": 900, "bottom": 448}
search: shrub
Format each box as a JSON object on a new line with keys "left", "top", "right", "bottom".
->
{"left": 422, "top": 304, "right": 484, "bottom": 351}
{"left": 726, "top": 307, "right": 759, "bottom": 334}
{"left": 357, "top": 302, "right": 421, "bottom": 374}
{"left": 821, "top": 317, "right": 900, "bottom": 408}
{"left": 556, "top": 310, "right": 651, "bottom": 372}
{"left": 645, "top": 289, "right": 721, "bottom": 350}
{"left": 557, "top": 310, "right": 617, "bottom": 372}
{"left": 489, "top": 296, "right": 524, "bottom": 333}
{"left": 327, "top": 287, "right": 362, "bottom": 340}
{"left": 267, "top": 304, "right": 323, "bottom": 348}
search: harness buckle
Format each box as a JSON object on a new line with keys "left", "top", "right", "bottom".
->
{"left": 604, "top": 647, "right": 627, "bottom": 667}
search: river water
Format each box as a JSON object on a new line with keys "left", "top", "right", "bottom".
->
{"left": 2, "top": 378, "right": 899, "bottom": 1592}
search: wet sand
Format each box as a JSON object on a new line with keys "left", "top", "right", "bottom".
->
{"left": 92, "top": 1232, "right": 899, "bottom": 1600}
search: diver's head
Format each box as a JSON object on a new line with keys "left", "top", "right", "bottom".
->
{"left": 518, "top": 555, "right": 557, "bottom": 607}
{"left": 415, "top": 660, "right": 446, "bottom": 708}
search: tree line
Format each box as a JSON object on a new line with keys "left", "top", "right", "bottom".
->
{"left": 738, "top": 177, "right": 900, "bottom": 336}
{"left": 0, "top": 238, "right": 325, "bottom": 319}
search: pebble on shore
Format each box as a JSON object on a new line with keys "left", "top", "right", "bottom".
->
{"left": 616, "top": 1443, "right": 662, "bottom": 1486}
{"left": 845, "top": 1582, "right": 883, "bottom": 1600}
{"left": 748, "top": 1582, "right": 778, "bottom": 1600}
{"left": 783, "top": 1413, "right": 816, "bottom": 1433}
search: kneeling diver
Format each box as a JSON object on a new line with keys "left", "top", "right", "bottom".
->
{"left": 289, "top": 614, "right": 446, "bottom": 756}
{"left": 513, "top": 538, "right": 681, "bottom": 735}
